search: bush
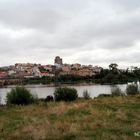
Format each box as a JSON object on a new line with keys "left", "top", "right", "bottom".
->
{"left": 126, "top": 84, "right": 139, "bottom": 95}
{"left": 54, "top": 87, "right": 78, "bottom": 101}
{"left": 111, "top": 86, "right": 124, "bottom": 96}
{"left": 45, "top": 95, "right": 54, "bottom": 102}
{"left": 83, "top": 90, "right": 91, "bottom": 99}
{"left": 6, "top": 86, "right": 37, "bottom": 105}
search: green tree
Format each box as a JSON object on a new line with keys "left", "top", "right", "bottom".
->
{"left": 54, "top": 87, "right": 78, "bottom": 101}
{"left": 109, "top": 63, "right": 118, "bottom": 71}
{"left": 6, "top": 86, "right": 37, "bottom": 105}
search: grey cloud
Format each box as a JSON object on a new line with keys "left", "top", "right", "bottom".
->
{"left": 0, "top": 0, "right": 140, "bottom": 67}
{"left": 111, "top": 0, "right": 140, "bottom": 11}
{"left": 0, "top": 0, "right": 89, "bottom": 32}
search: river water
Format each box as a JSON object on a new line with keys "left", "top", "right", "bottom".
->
{"left": 1, "top": 83, "right": 137, "bottom": 104}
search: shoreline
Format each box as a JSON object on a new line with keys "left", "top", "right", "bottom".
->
{"left": 2, "top": 82, "right": 98, "bottom": 88}
{"left": 0, "top": 81, "right": 136, "bottom": 88}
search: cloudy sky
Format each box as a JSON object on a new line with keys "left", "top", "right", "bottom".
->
{"left": 0, "top": 0, "right": 140, "bottom": 68}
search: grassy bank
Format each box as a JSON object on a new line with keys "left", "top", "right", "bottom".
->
{"left": 0, "top": 95, "right": 140, "bottom": 140}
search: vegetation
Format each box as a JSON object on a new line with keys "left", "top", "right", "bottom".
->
{"left": 24, "top": 76, "right": 54, "bottom": 85}
{"left": 94, "top": 68, "right": 128, "bottom": 84}
{"left": 111, "top": 86, "right": 124, "bottom": 96}
{"left": 6, "top": 86, "right": 37, "bottom": 105}
{"left": 82, "top": 90, "right": 91, "bottom": 99}
{"left": 94, "top": 64, "right": 140, "bottom": 84}
{"left": 54, "top": 87, "right": 78, "bottom": 102}
{"left": 0, "top": 95, "right": 140, "bottom": 140}
{"left": 1, "top": 63, "right": 140, "bottom": 86}
{"left": 126, "top": 84, "right": 139, "bottom": 95}
{"left": 109, "top": 63, "right": 118, "bottom": 71}
{"left": 38, "top": 66, "right": 50, "bottom": 73}
{"left": 45, "top": 95, "right": 54, "bottom": 102}
{"left": 18, "top": 63, "right": 140, "bottom": 85}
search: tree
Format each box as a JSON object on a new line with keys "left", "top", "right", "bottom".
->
{"left": 54, "top": 87, "right": 78, "bottom": 101}
{"left": 109, "top": 63, "right": 118, "bottom": 71}
{"left": 6, "top": 86, "right": 37, "bottom": 105}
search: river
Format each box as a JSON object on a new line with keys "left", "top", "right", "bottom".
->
{"left": 1, "top": 83, "right": 138, "bottom": 104}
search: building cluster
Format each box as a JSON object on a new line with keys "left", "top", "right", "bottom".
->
{"left": 0, "top": 56, "right": 102, "bottom": 78}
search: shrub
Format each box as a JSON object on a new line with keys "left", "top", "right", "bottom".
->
{"left": 126, "top": 84, "right": 139, "bottom": 95}
{"left": 83, "top": 90, "right": 91, "bottom": 99}
{"left": 54, "top": 87, "right": 78, "bottom": 101}
{"left": 6, "top": 86, "right": 37, "bottom": 105}
{"left": 45, "top": 95, "right": 54, "bottom": 102}
{"left": 111, "top": 86, "right": 124, "bottom": 96}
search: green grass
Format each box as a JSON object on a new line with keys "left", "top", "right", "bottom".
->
{"left": 0, "top": 95, "right": 140, "bottom": 140}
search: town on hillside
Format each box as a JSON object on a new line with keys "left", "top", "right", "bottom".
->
{"left": 1, "top": 56, "right": 140, "bottom": 86}
{"left": 0, "top": 56, "right": 102, "bottom": 79}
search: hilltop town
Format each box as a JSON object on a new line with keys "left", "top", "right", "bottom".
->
{"left": 0, "top": 56, "right": 102, "bottom": 79}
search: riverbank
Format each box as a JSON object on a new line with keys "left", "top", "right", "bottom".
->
{"left": 1, "top": 73, "right": 137, "bottom": 87}
{"left": 0, "top": 95, "right": 140, "bottom": 140}
{"left": 1, "top": 82, "right": 98, "bottom": 88}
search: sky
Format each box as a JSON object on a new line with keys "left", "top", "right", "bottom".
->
{"left": 0, "top": 0, "right": 140, "bottom": 68}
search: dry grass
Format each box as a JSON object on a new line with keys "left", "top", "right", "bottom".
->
{"left": 0, "top": 95, "right": 140, "bottom": 140}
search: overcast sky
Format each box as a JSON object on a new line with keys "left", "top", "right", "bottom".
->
{"left": 0, "top": 0, "right": 140, "bottom": 68}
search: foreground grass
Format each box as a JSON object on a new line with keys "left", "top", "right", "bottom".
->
{"left": 0, "top": 95, "right": 140, "bottom": 140}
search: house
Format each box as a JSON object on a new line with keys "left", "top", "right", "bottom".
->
{"left": 0, "top": 72, "right": 8, "bottom": 78}
{"left": 41, "top": 72, "right": 49, "bottom": 77}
